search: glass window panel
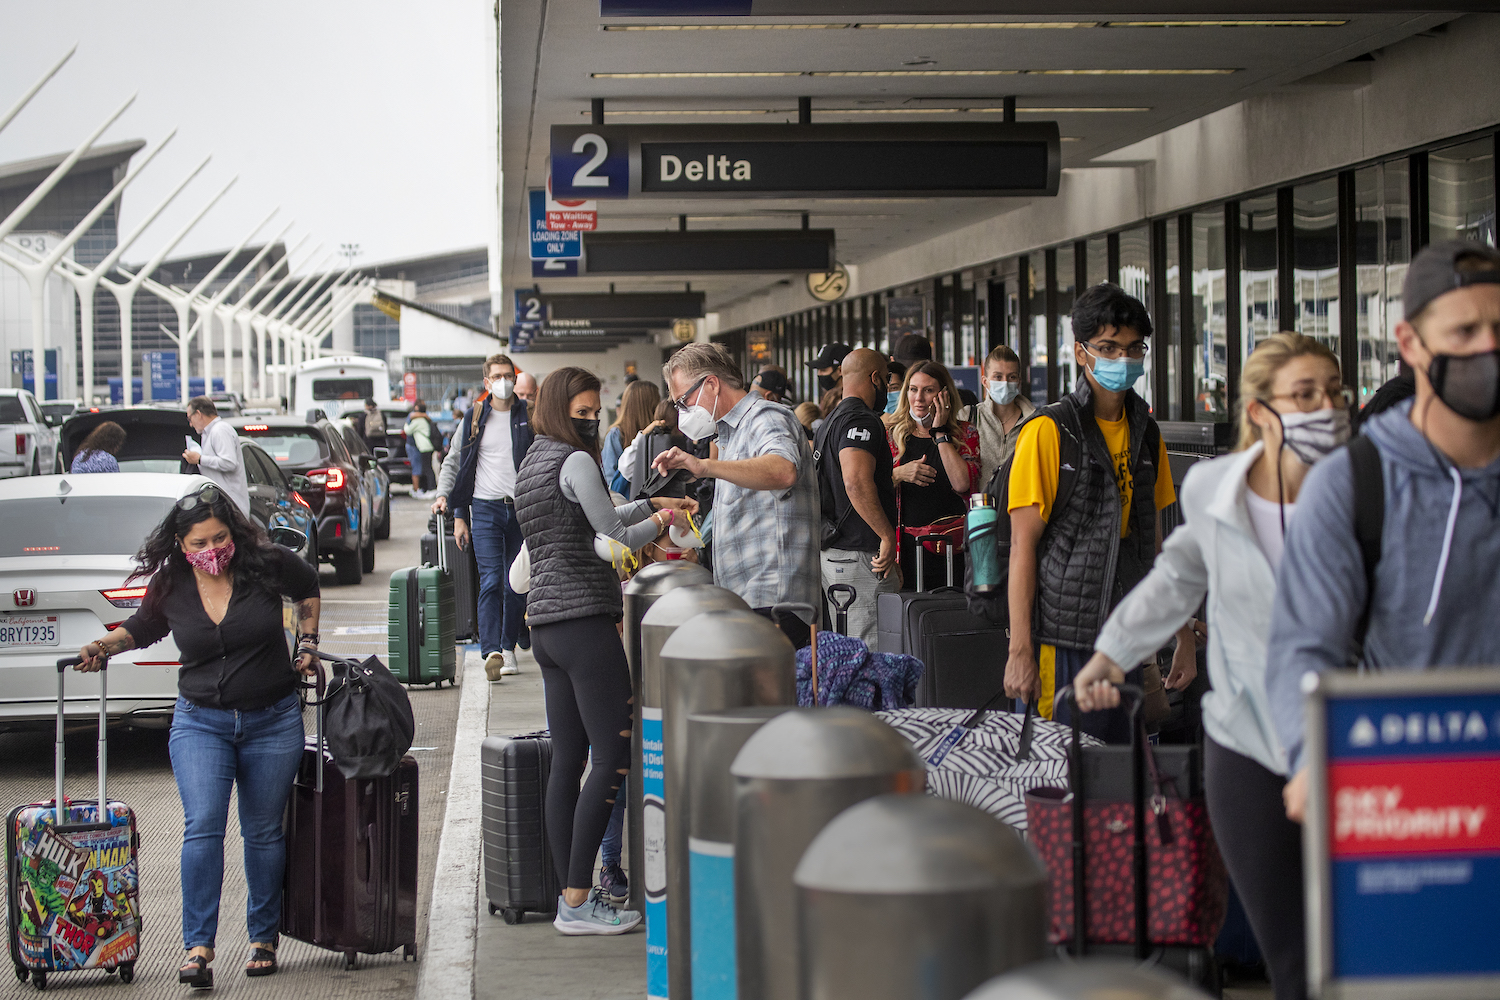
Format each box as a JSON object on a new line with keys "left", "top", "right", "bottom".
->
{"left": 1354, "top": 161, "right": 1411, "bottom": 403}
{"left": 992, "top": 259, "right": 1020, "bottom": 360}
{"left": 1191, "top": 210, "right": 1229, "bottom": 422}
{"left": 1056, "top": 245, "right": 1078, "bottom": 395}
{"left": 1430, "top": 138, "right": 1497, "bottom": 247}
{"left": 1293, "top": 178, "right": 1341, "bottom": 357}
{"left": 1087, "top": 236, "right": 1109, "bottom": 289}
{"left": 1240, "top": 194, "right": 1280, "bottom": 367}
{"left": 1117, "top": 226, "right": 1153, "bottom": 411}
{"left": 1027, "top": 251, "right": 1047, "bottom": 403}
{"left": 958, "top": 273, "right": 978, "bottom": 366}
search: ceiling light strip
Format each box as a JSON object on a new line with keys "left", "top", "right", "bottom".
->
{"left": 590, "top": 69, "right": 1236, "bottom": 79}
{"left": 599, "top": 20, "right": 1344, "bottom": 31}
{"left": 580, "top": 107, "right": 1148, "bottom": 116}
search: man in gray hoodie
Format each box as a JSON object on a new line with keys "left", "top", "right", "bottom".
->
{"left": 1268, "top": 240, "right": 1500, "bottom": 822}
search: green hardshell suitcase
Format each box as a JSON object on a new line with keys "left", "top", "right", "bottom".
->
{"left": 388, "top": 534, "right": 457, "bottom": 687}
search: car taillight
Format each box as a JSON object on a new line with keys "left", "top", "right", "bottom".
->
{"left": 101, "top": 586, "right": 148, "bottom": 608}
{"left": 308, "top": 467, "right": 345, "bottom": 490}
{"left": 291, "top": 490, "right": 311, "bottom": 508}
{"left": 15, "top": 433, "right": 25, "bottom": 453}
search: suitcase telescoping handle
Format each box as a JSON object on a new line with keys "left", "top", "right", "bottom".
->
{"left": 53, "top": 657, "right": 109, "bottom": 829}
{"left": 1053, "top": 684, "right": 1147, "bottom": 960}
{"left": 771, "top": 602, "right": 818, "bottom": 705}
{"left": 913, "top": 534, "right": 957, "bottom": 591}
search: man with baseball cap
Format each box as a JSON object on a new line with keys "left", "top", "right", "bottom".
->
{"left": 1267, "top": 239, "right": 1500, "bottom": 825}
{"left": 809, "top": 342, "right": 852, "bottom": 398}
{"left": 751, "top": 368, "right": 794, "bottom": 405}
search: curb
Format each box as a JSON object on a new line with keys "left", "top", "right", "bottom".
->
{"left": 416, "top": 653, "right": 490, "bottom": 1000}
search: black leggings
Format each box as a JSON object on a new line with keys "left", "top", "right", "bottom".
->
{"left": 533, "top": 614, "right": 633, "bottom": 891}
{"left": 1204, "top": 736, "right": 1307, "bottom": 1000}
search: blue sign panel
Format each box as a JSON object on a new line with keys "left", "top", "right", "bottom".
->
{"left": 12, "top": 350, "right": 58, "bottom": 400}
{"left": 144, "top": 350, "right": 178, "bottom": 401}
{"left": 532, "top": 258, "right": 579, "bottom": 278}
{"left": 514, "top": 291, "right": 545, "bottom": 325}
{"left": 549, "top": 127, "right": 630, "bottom": 200}
{"left": 529, "top": 190, "right": 581, "bottom": 260}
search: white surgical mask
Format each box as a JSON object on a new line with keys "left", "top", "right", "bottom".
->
{"left": 488, "top": 377, "right": 515, "bottom": 400}
{"left": 988, "top": 382, "right": 1020, "bottom": 406}
{"left": 677, "top": 382, "right": 719, "bottom": 441}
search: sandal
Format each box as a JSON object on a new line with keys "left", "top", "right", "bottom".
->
{"left": 179, "top": 953, "right": 214, "bottom": 989}
{"left": 245, "top": 944, "right": 278, "bottom": 978}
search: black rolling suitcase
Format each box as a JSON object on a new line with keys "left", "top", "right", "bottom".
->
{"left": 875, "top": 535, "right": 1008, "bottom": 709}
{"left": 481, "top": 732, "right": 560, "bottom": 924}
{"left": 423, "top": 513, "right": 480, "bottom": 642}
{"left": 281, "top": 666, "right": 419, "bottom": 969}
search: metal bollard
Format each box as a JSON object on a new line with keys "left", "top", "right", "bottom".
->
{"left": 961, "top": 959, "right": 1214, "bottom": 999}
{"left": 661, "top": 610, "right": 796, "bottom": 1000}
{"left": 732, "top": 709, "right": 926, "bottom": 1000}
{"left": 795, "top": 794, "right": 1048, "bottom": 1000}
{"left": 625, "top": 563, "right": 713, "bottom": 914}
{"left": 687, "top": 708, "right": 793, "bottom": 1000}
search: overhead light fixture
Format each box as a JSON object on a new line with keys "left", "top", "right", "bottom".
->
{"left": 591, "top": 71, "right": 802, "bottom": 78}
{"left": 581, "top": 108, "right": 777, "bottom": 116}
{"left": 599, "top": 20, "right": 1343, "bottom": 31}
{"left": 581, "top": 106, "right": 1146, "bottom": 117}
{"left": 1102, "top": 20, "right": 1345, "bottom": 27}
{"left": 1027, "top": 68, "right": 1237, "bottom": 74}
{"left": 591, "top": 69, "right": 1234, "bottom": 79}
{"left": 602, "top": 23, "right": 853, "bottom": 30}
{"left": 813, "top": 69, "right": 1018, "bottom": 76}
{"left": 858, "top": 22, "right": 1092, "bottom": 29}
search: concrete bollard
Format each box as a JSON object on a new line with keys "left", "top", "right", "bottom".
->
{"left": 686, "top": 708, "right": 793, "bottom": 1000}
{"left": 640, "top": 587, "right": 751, "bottom": 999}
{"left": 661, "top": 610, "right": 796, "bottom": 1000}
{"left": 795, "top": 794, "right": 1048, "bottom": 1000}
{"left": 732, "top": 709, "right": 926, "bottom": 1000}
{"left": 962, "top": 958, "right": 1214, "bottom": 999}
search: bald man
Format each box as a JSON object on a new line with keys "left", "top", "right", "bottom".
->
{"left": 514, "top": 371, "right": 537, "bottom": 402}
{"left": 813, "top": 348, "right": 901, "bottom": 642}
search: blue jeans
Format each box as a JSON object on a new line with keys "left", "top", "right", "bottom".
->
{"left": 470, "top": 497, "right": 526, "bottom": 655}
{"left": 600, "top": 773, "right": 627, "bottom": 868}
{"left": 169, "top": 693, "right": 306, "bottom": 949}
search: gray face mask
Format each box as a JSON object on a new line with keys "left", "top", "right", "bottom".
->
{"left": 1276, "top": 407, "right": 1351, "bottom": 466}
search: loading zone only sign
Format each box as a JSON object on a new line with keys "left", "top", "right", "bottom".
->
{"left": 529, "top": 189, "right": 580, "bottom": 260}
{"left": 1305, "top": 671, "right": 1500, "bottom": 998}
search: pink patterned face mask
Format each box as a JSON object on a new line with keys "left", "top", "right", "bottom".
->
{"left": 184, "top": 540, "right": 235, "bottom": 576}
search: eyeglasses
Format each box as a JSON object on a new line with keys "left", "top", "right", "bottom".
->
{"left": 176, "top": 485, "right": 224, "bottom": 512}
{"left": 672, "top": 374, "right": 711, "bottom": 411}
{"left": 1082, "top": 340, "right": 1150, "bottom": 360}
{"left": 1268, "top": 385, "right": 1356, "bottom": 412}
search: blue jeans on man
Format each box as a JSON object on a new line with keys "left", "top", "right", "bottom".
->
{"left": 168, "top": 692, "right": 306, "bottom": 949}
{"left": 470, "top": 496, "right": 526, "bottom": 655}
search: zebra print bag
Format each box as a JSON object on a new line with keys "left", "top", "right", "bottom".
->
{"left": 877, "top": 698, "right": 1101, "bottom": 832}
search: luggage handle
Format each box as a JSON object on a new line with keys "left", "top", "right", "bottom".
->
{"left": 1053, "top": 684, "right": 1147, "bottom": 960}
{"left": 827, "top": 584, "right": 856, "bottom": 637}
{"left": 771, "top": 602, "right": 817, "bottom": 705}
{"left": 53, "top": 657, "right": 110, "bottom": 831}
{"left": 913, "top": 534, "right": 957, "bottom": 590}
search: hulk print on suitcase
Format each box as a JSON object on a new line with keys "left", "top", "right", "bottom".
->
{"left": 9, "top": 801, "right": 140, "bottom": 972}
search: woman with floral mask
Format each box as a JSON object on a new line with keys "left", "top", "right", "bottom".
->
{"left": 1070, "top": 332, "right": 1348, "bottom": 1000}
{"left": 73, "top": 483, "right": 321, "bottom": 986}
{"left": 882, "top": 360, "right": 980, "bottom": 590}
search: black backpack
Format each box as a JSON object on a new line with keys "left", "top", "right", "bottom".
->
{"left": 1348, "top": 434, "right": 1384, "bottom": 653}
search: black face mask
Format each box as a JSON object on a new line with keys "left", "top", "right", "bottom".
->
{"left": 1426, "top": 348, "right": 1500, "bottom": 422}
{"left": 573, "top": 417, "right": 600, "bottom": 443}
{"left": 817, "top": 374, "right": 837, "bottom": 394}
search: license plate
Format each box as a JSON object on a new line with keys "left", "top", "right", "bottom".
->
{"left": 0, "top": 614, "right": 60, "bottom": 648}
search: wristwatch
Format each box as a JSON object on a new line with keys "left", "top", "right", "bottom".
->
{"left": 933, "top": 433, "right": 952, "bottom": 445}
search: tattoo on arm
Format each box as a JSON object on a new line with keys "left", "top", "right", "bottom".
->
{"left": 295, "top": 598, "right": 321, "bottom": 634}
{"left": 101, "top": 629, "right": 135, "bottom": 654}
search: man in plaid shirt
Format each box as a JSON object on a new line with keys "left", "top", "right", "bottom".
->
{"left": 653, "top": 343, "right": 821, "bottom": 647}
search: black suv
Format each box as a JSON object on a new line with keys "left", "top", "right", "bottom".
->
{"left": 230, "top": 416, "right": 381, "bottom": 584}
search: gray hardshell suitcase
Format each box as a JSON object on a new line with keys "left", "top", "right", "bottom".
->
{"left": 481, "top": 732, "right": 559, "bottom": 924}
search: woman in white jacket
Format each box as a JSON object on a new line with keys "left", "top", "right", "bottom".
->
{"left": 1072, "top": 332, "right": 1350, "bottom": 1000}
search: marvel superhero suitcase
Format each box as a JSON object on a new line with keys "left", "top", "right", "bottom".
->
{"left": 281, "top": 665, "right": 419, "bottom": 969}
{"left": 7, "top": 658, "right": 141, "bottom": 990}
{"left": 422, "top": 513, "right": 480, "bottom": 643}
{"left": 388, "top": 530, "right": 457, "bottom": 687}
{"left": 481, "top": 732, "right": 560, "bottom": 924}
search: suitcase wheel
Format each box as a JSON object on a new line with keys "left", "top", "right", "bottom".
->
{"left": 487, "top": 903, "right": 498, "bottom": 916}
{"left": 119, "top": 965, "right": 135, "bottom": 985}
{"left": 31, "top": 971, "right": 44, "bottom": 991}
{"left": 13, "top": 967, "right": 27, "bottom": 983}
{"left": 502, "top": 908, "right": 523, "bottom": 925}
{"left": 343, "top": 951, "right": 358, "bottom": 971}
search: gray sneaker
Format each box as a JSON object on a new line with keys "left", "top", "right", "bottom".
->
{"left": 500, "top": 649, "right": 520, "bottom": 675}
{"left": 553, "top": 890, "right": 642, "bottom": 936}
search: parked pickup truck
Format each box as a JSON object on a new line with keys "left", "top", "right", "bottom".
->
{"left": 0, "top": 389, "right": 58, "bottom": 478}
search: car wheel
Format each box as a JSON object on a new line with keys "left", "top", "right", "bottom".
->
{"left": 333, "top": 546, "right": 362, "bottom": 585}
{"left": 374, "top": 496, "right": 391, "bottom": 540}
{"left": 361, "top": 532, "right": 376, "bottom": 573}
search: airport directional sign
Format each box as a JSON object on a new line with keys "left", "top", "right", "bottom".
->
{"left": 551, "top": 122, "right": 1060, "bottom": 199}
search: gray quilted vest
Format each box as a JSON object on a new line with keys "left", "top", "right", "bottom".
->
{"left": 514, "top": 436, "right": 623, "bottom": 626}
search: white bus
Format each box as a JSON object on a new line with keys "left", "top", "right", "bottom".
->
{"left": 290, "top": 356, "right": 392, "bottom": 419}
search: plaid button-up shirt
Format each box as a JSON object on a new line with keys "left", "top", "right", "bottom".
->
{"left": 710, "top": 391, "right": 821, "bottom": 618}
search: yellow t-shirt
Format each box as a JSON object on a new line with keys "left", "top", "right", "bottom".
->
{"left": 1007, "top": 412, "right": 1176, "bottom": 536}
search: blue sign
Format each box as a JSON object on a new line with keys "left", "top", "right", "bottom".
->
{"left": 529, "top": 190, "right": 581, "bottom": 260}
{"left": 642, "top": 707, "right": 667, "bottom": 1000}
{"left": 532, "top": 258, "right": 579, "bottom": 278}
{"left": 12, "top": 350, "right": 58, "bottom": 400}
{"left": 508, "top": 325, "right": 534, "bottom": 354}
{"left": 550, "top": 127, "right": 630, "bottom": 200}
{"left": 514, "top": 291, "right": 545, "bottom": 325}
{"left": 144, "top": 350, "right": 178, "bottom": 401}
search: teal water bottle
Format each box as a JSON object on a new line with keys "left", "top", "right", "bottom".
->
{"left": 966, "top": 494, "right": 1001, "bottom": 591}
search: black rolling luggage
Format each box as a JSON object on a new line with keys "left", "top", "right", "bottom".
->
{"left": 281, "top": 665, "right": 419, "bottom": 968}
{"left": 875, "top": 535, "right": 1008, "bottom": 709}
{"left": 423, "top": 513, "right": 480, "bottom": 642}
{"left": 481, "top": 732, "right": 560, "bottom": 924}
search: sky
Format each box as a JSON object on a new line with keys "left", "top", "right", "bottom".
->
{"left": 0, "top": 0, "right": 490, "bottom": 271}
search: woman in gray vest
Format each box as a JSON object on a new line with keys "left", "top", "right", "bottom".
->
{"left": 514, "top": 367, "right": 698, "bottom": 935}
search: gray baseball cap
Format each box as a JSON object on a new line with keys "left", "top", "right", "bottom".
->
{"left": 1403, "top": 239, "right": 1500, "bottom": 321}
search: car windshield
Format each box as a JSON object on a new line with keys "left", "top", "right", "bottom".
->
{"left": 312, "top": 378, "right": 373, "bottom": 401}
{"left": 41, "top": 403, "right": 74, "bottom": 417}
{"left": 238, "top": 427, "right": 329, "bottom": 466}
{"left": 0, "top": 398, "right": 26, "bottom": 422}
{"left": 1, "top": 496, "right": 175, "bottom": 557}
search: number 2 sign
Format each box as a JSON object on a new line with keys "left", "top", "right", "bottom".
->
{"left": 550, "top": 126, "right": 630, "bottom": 199}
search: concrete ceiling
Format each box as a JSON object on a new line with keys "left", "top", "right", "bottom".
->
{"left": 499, "top": 4, "right": 1459, "bottom": 320}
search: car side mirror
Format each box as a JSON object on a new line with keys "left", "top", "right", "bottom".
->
{"left": 288, "top": 475, "right": 311, "bottom": 491}
{"left": 269, "top": 526, "right": 308, "bottom": 552}
{"left": 372, "top": 446, "right": 390, "bottom": 462}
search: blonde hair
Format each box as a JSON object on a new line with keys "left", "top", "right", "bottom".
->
{"left": 794, "top": 402, "right": 820, "bottom": 430}
{"left": 1235, "top": 332, "right": 1341, "bottom": 451}
{"left": 610, "top": 379, "right": 661, "bottom": 448}
{"left": 883, "top": 360, "right": 964, "bottom": 457}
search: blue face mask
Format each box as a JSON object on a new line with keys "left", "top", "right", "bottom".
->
{"left": 885, "top": 390, "right": 901, "bottom": 414}
{"left": 1087, "top": 353, "right": 1146, "bottom": 394}
{"left": 987, "top": 381, "right": 1020, "bottom": 406}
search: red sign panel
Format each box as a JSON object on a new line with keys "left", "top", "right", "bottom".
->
{"left": 1329, "top": 759, "right": 1500, "bottom": 857}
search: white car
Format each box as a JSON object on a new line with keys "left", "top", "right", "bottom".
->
{"left": 0, "top": 472, "right": 207, "bottom": 727}
{"left": 0, "top": 389, "right": 58, "bottom": 478}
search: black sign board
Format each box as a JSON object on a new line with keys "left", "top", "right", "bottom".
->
{"left": 546, "top": 292, "right": 705, "bottom": 322}
{"left": 583, "top": 229, "right": 835, "bottom": 275}
{"left": 551, "top": 123, "right": 1059, "bottom": 199}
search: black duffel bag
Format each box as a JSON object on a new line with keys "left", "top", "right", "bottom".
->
{"left": 311, "top": 652, "right": 416, "bottom": 779}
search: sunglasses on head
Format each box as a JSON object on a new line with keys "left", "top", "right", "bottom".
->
{"left": 176, "top": 485, "right": 226, "bottom": 513}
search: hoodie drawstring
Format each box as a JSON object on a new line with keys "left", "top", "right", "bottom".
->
{"left": 1424, "top": 465, "right": 1464, "bottom": 626}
